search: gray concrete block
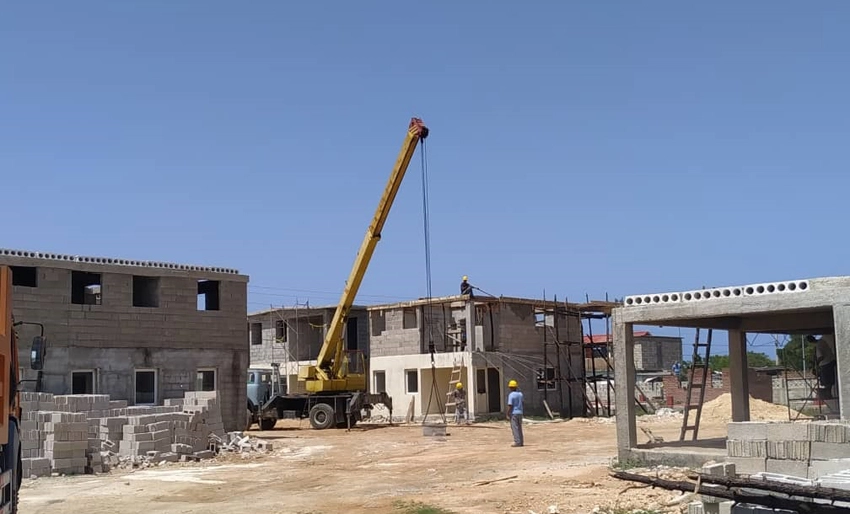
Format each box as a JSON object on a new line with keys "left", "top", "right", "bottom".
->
{"left": 809, "top": 421, "right": 847, "bottom": 443}
{"left": 688, "top": 502, "right": 704, "bottom": 514}
{"left": 766, "top": 440, "right": 810, "bottom": 460}
{"left": 718, "top": 501, "right": 735, "bottom": 514}
{"left": 812, "top": 441, "right": 850, "bottom": 460}
{"left": 727, "top": 422, "right": 768, "bottom": 441}
{"left": 726, "top": 457, "right": 766, "bottom": 476}
{"left": 766, "top": 458, "right": 809, "bottom": 478}
{"left": 766, "top": 421, "right": 809, "bottom": 441}
{"left": 727, "top": 440, "right": 767, "bottom": 458}
{"left": 808, "top": 459, "right": 850, "bottom": 479}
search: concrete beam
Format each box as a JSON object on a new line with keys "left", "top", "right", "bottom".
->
{"left": 728, "top": 329, "right": 750, "bottom": 422}
{"left": 618, "top": 276, "right": 850, "bottom": 325}
{"left": 613, "top": 312, "right": 636, "bottom": 459}
{"left": 739, "top": 309, "right": 834, "bottom": 333}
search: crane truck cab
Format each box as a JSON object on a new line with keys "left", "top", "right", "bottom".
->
{"left": 246, "top": 364, "right": 285, "bottom": 431}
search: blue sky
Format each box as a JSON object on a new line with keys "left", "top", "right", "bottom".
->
{"left": 3, "top": 2, "right": 849, "bottom": 357}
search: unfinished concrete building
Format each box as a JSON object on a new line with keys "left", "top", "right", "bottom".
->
{"left": 0, "top": 248, "right": 249, "bottom": 431}
{"left": 367, "top": 295, "right": 590, "bottom": 420}
{"left": 584, "top": 330, "right": 683, "bottom": 373}
{"left": 247, "top": 304, "right": 369, "bottom": 393}
{"left": 613, "top": 276, "right": 847, "bottom": 466}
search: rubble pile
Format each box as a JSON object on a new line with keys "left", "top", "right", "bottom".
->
{"left": 211, "top": 431, "right": 274, "bottom": 453}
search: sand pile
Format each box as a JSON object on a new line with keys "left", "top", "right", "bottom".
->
{"left": 701, "top": 393, "right": 795, "bottom": 423}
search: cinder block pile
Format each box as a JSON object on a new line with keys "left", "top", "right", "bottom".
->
{"left": 18, "top": 390, "right": 229, "bottom": 476}
{"left": 118, "top": 414, "right": 176, "bottom": 457}
{"left": 725, "top": 420, "right": 850, "bottom": 480}
{"left": 21, "top": 392, "right": 57, "bottom": 477}
{"left": 177, "top": 392, "right": 226, "bottom": 452}
{"left": 42, "top": 412, "right": 88, "bottom": 475}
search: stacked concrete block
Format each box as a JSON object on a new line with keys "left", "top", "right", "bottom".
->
{"left": 42, "top": 412, "right": 88, "bottom": 475}
{"left": 180, "top": 391, "right": 226, "bottom": 452}
{"left": 118, "top": 414, "right": 175, "bottom": 457}
{"left": 726, "top": 420, "right": 850, "bottom": 480}
{"left": 20, "top": 392, "right": 56, "bottom": 459}
{"left": 21, "top": 457, "right": 50, "bottom": 478}
{"left": 807, "top": 420, "right": 850, "bottom": 479}
{"left": 98, "top": 417, "right": 128, "bottom": 445}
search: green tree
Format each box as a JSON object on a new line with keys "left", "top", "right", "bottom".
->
{"left": 747, "top": 351, "right": 776, "bottom": 368}
{"left": 708, "top": 354, "right": 729, "bottom": 370}
{"left": 707, "top": 352, "right": 774, "bottom": 371}
{"left": 777, "top": 335, "right": 817, "bottom": 372}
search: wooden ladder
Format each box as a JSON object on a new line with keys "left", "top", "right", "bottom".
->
{"left": 444, "top": 358, "right": 465, "bottom": 420}
{"left": 680, "top": 328, "right": 713, "bottom": 441}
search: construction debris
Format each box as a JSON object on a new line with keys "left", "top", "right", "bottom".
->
{"left": 209, "top": 431, "right": 274, "bottom": 453}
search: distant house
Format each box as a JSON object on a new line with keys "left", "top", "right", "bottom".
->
{"left": 583, "top": 331, "right": 682, "bottom": 372}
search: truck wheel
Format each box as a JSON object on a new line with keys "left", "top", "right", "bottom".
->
{"left": 309, "top": 403, "right": 335, "bottom": 430}
{"left": 246, "top": 409, "right": 254, "bottom": 431}
{"left": 259, "top": 418, "right": 276, "bottom": 431}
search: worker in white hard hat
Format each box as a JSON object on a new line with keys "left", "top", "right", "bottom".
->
{"left": 460, "top": 275, "right": 474, "bottom": 297}
{"left": 452, "top": 382, "right": 469, "bottom": 425}
{"left": 506, "top": 379, "right": 524, "bottom": 447}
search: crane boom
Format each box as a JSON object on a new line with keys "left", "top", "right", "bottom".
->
{"left": 299, "top": 117, "right": 429, "bottom": 393}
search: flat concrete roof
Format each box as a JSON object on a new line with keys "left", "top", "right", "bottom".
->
{"left": 614, "top": 276, "right": 848, "bottom": 334}
{"left": 248, "top": 304, "right": 367, "bottom": 317}
{"left": 366, "top": 295, "right": 618, "bottom": 312}
{"left": 0, "top": 247, "right": 243, "bottom": 277}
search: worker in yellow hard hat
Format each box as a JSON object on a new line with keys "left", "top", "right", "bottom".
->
{"left": 506, "top": 379, "right": 524, "bottom": 447}
{"left": 460, "top": 275, "right": 474, "bottom": 297}
{"left": 452, "top": 381, "right": 469, "bottom": 424}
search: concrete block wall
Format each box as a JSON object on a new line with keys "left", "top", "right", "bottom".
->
{"left": 725, "top": 420, "right": 850, "bottom": 479}
{"left": 4, "top": 254, "right": 248, "bottom": 433}
{"left": 369, "top": 308, "right": 422, "bottom": 357}
{"left": 634, "top": 337, "right": 682, "bottom": 371}
{"left": 248, "top": 307, "right": 369, "bottom": 365}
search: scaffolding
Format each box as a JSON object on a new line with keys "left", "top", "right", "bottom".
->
{"left": 536, "top": 295, "right": 654, "bottom": 419}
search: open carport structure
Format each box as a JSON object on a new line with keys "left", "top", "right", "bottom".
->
{"left": 612, "top": 276, "right": 849, "bottom": 463}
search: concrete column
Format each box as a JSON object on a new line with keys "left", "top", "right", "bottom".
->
{"left": 613, "top": 312, "right": 636, "bottom": 459}
{"left": 728, "top": 329, "right": 750, "bottom": 422}
{"left": 465, "top": 301, "right": 477, "bottom": 351}
{"left": 466, "top": 362, "right": 477, "bottom": 420}
{"left": 832, "top": 304, "right": 850, "bottom": 419}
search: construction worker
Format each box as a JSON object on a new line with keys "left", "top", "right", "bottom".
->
{"left": 807, "top": 334, "right": 837, "bottom": 400}
{"left": 506, "top": 379, "right": 524, "bottom": 447}
{"left": 453, "top": 382, "right": 468, "bottom": 424}
{"left": 460, "top": 276, "right": 474, "bottom": 297}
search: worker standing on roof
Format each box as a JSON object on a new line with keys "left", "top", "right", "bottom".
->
{"left": 506, "top": 379, "right": 524, "bottom": 447}
{"left": 460, "top": 276, "right": 474, "bottom": 297}
{"left": 453, "top": 382, "right": 468, "bottom": 425}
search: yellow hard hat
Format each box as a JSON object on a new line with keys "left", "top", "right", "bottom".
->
{"left": 456, "top": 382, "right": 463, "bottom": 389}
{"left": 508, "top": 379, "right": 518, "bottom": 388}
{"left": 462, "top": 276, "right": 468, "bottom": 281}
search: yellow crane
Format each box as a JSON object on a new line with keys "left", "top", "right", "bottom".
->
{"left": 249, "top": 117, "right": 429, "bottom": 430}
{"left": 299, "top": 117, "right": 429, "bottom": 393}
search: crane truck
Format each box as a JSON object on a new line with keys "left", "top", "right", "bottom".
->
{"left": 0, "top": 265, "right": 49, "bottom": 512}
{"left": 248, "top": 117, "right": 429, "bottom": 430}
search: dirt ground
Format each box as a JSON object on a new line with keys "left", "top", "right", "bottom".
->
{"left": 19, "top": 416, "right": 729, "bottom": 514}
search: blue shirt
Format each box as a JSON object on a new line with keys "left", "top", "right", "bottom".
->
{"left": 507, "top": 391, "right": 524, "bottom": 415}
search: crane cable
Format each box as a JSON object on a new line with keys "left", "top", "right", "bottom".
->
{"left": 419, "top": 137, "right": 446, "bottom": 425}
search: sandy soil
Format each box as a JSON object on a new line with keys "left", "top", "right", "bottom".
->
{"left": 19, "top": 416, "right": 730, "bottom": 514}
